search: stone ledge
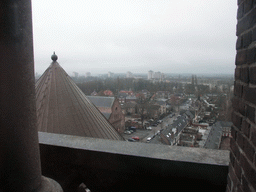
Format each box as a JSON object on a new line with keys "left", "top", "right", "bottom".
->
{"left": 38, "top": 132, "right": 229, "bottom": 166}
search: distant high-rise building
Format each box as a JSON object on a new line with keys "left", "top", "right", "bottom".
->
{"left": 108, "top": 71, "right": 114, "bottom": 78}
{"left": 126, "top": 71, "right": 133, "bottom": 78}
{"left": 154, "top": 71, "right": 161, "bottom": 79}
{"left": 161, "top": 73, "right": 165, "bottom": 81}
{"left": 191, "top": 75, "right": 195, "bottom": 85}
{"left": 86, "top": 72, "right": 91, "bottom": 77}
{"left": 195, "top": 75, "right": 198, "bottom": 85}
{"left": 148, "top": 70, "right": 154, "bottom": 80}
{"left": 73, "top": 71, "right": 79, "bottom": 78}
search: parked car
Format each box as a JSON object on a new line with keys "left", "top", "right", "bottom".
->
{"left": 128, "top": 138, "right": 136, "bottom": 142}
{"left": 146, "top": 126, "right": 152, "bottom": 130}
{"left": 124, "top": 130, "right": 131, "bottom": 134}
{"left": 130, "top": 126, "right": 137, "bottom": 132}
{"left": 146, "top": 137, "right": 151, "bottom": 142}
{"left": 132, "top": 136, "right": 140, "bottom": 141}
{"left": 152, "top": 124, "right": 157, "bottom": 127}
{"left": 157, "top": 120, "right": 163, "bottom": 124}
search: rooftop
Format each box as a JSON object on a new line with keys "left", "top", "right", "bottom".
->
{"left": 35, "top": 55, "right": 124, "bottom": 140}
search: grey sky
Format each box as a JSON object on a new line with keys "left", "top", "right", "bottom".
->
{"left": 32, "top": 0, "right": 237, "bottom": 76}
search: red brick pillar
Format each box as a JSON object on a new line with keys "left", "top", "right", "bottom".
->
{"left": 229, "top": 0, "right": 256, "bottom": 191}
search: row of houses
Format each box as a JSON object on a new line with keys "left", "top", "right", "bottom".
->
{"left": 158, "top": 105, "right": 232, "bottom": 150}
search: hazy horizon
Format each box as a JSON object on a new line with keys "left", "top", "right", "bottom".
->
{"left": 32, "top": 1, "right": 237, "bottom": 75}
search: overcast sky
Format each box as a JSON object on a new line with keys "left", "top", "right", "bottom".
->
{"left": 32, "top": 0, "right": 237, "bottom": 76}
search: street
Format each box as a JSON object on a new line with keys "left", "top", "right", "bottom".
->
{"left": 122, "top": 113, "right": 177, "bottom": 143}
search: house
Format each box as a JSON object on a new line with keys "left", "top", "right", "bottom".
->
{"left": 155, "top": 91, "right": 170, "bottom": 99}
{"left": 160, "top": 116, "right": 188, "bottom": 145}
{"left": 155, "top": 99, "right": 167, "bottom": 115}
{"left": 91, "top": 90, "right": 97, "bottom": 96}
{"left": 125, "top": 95, "right": 137, "bottom": 103}
{"left": 180, "top": 110, "right": 195, "bottom": 121}
{"left": 141, "top": 89, "right": 150, "bottom": 98}
{"left": 122, "top": 102, "right": 136, "bottom": 115}
{"left": 103, "top": 90, "right": 114, "bottom": 96}
{"left": 87, "top": 96, "right": 125, "bottom": 133}
{"left": 118, "top": 90, "right": 135, "bottom": 103}
{"left": 178, "top": 126, "right": 202, "bottom": 147}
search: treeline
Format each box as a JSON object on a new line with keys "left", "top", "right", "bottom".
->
{"left": 76, "top": 78, "right": 177, "bottom": 95}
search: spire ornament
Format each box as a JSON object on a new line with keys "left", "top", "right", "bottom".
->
{"left": 51, "top": 52, "right": 58, "bottom": 62}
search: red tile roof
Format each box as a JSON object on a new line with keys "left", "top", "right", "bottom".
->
{"left": 35, "top": 61, "right": 124, "bottom": 140}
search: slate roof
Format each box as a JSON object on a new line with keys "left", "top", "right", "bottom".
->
{"left": 86, "top": 96, "right": 115, "bottom": 109}
{"left": 124, "top": 103, "right": 136, "bottom": 108}
{"left": 203, "top": 121, "right": 224, "bottom": 149}
{"left": 156, "top": 100, "right": 166, "bottom": 106}
{"left": 161, "top": 116, "right": 188, "bottom": 144}
{"left": 35, "top": 60, "right": 124, "bottom": 140}
{"left": 86, "top": 96, "right": 115, "bottom": 119}
{"left": 180, "top": 110, "right": 195, "bottom": 119}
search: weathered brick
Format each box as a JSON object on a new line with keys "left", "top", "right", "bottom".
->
{"left": 227, "top": 174, "right": 231, "bottom": 192}
{"left": 234, "top": 82, "right": 243, "bottom": 98}
{"left": 243, "top": 85, "right": 256, "bottom": 105}
{"left": 243, "top": 137, "right": 255, "bottom": 162}
{"left": 236, "top": 36, "right": 243, "bottom": 50}
{"left": 248, "top": 6, "right": 256, "bottom": 29}
{"left": 249, "top": 66, "right": 256, "bottom": 84}
{"left": 240, "top": 154, "right": 256, "bottom": 190}
{"left": 244, "top": 0, "right": 253, "bottom": 14}
{"left": 237, "top": 131, "right": 245, "bottom": 149}
{"left": 237, "top": 184, "right": 243, "bottom": 192}
{"left": 254, "top": 153, "right": 256, "bottom": 167}
{"left": 251, "top": 127, "right": 256, "bottom": 146}
{"left": 232, "top": 97, "right": 246, "bottom": 115}
{"left": 231, "top": 126, "right": 238, "bottom": 140}
{"left": 232, "top": 112, "right": 243, "bottom": 130}
{"left": 241, "top": 175, "right": 250, "bottom": 192}
{"left": 235, "top": 67, "right": 241, "bottom": 81}
{"left": 239, "top": 102, "right": 246, "bottom": 116}
{"left": 231, "top": 139, "right": 241, "bottom": 161}
{"left": 241, "top": 67, "right": 249, "bottom": 83}
{"left": 234, "top": 160, "right": 242, "bottom": 181}
{"left": 236, "top": 50, "right": 247, "bottom": 65}
{"left": 243, "top": 31, "right": 252, "bottom": 48}
{"left": 232, "top": 97, "right": 238, "bottom": 110}
{"left": 238, "top": 2, "right": 244, "bottom": 20}
{"left": 246, "top": 48, "right": 256, "bottom": 64}
{"left": 229, "top": 166, "right": 240, "bottom": 190}
{"left": 252, "top": 27, "right": 256, "bottom": 42}
{"left": 241, "top": 120, "right": 250, "bottom": 138}
{"left": 230, "top": 151, "right": 236, "bottom": 167}
{"left": 246, "top": 104, "right": 255, "bottom": 123}
{"left": 238, "top": 0, "right": 244, "bottom": 5}
{"left": 237, "top": 17, "right": 250, "bottom": 36}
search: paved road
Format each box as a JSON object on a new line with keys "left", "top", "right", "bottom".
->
{"left": 122, "top": 113, "right": 178, "bottom": 143}
{"left": 141, "top": 113, "right": 178, "bottom": 143}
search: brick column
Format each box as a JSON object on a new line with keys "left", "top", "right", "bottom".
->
{"left": 229, "top": 0, "right": 256, "bottom": 191}
{"left": 0, "top": 1, "right": 62, "bottom": 191}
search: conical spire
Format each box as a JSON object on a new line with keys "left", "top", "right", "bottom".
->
{"left": 35, "top": 55, "right": 124, "bottom": 140}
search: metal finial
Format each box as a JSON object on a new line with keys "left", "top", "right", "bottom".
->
{"left": 51, "top": 52, "right": 58, "bottom": 62}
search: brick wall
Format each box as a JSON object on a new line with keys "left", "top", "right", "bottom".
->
{"left": 229, "top": 0, "right": 256, "bottom": 191}
{"left": 109, "top": 99, "right": 125, "bottom": 133}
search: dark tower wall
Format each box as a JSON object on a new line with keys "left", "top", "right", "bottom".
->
{"left": 0, "top": 1, "right": 62, "bottom": 191}
{"left": 229, "top": 1, "right": 256, "bottom": 191}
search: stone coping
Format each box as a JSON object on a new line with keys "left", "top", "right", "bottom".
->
{"left": 38, "top": 132, "right": 229, "bottom": 166}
